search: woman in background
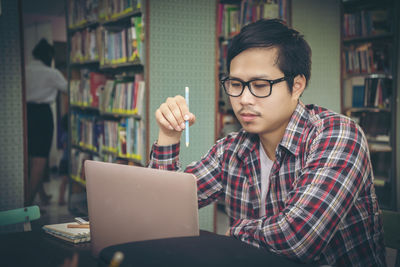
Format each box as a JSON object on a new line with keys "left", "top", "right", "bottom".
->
{"left": 25, "top": 38, "right": 67, "bottom": 206}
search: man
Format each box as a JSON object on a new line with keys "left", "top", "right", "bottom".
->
{"left": 150, "top": 19, "right": 385, "bottom": 266}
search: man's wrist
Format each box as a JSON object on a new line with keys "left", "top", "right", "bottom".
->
{"left": 157, "top": 131, "right": 181, "bottom": 146}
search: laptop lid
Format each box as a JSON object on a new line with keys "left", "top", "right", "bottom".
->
{"left": 85, "top": 160, "right": 200, "bottom": 257}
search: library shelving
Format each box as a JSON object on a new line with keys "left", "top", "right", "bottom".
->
{"left": 215, "top": 0, "right": 291, "bottom": 140}
{"left": 340, "top": 0, "right": 399, "bottom": 210}
{"left": 66, "top": 0, "right": 147, "bottom": 215}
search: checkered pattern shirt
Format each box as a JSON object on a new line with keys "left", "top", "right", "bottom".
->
{"left": 149, "top": 102, "right": 385, "bottom": 266}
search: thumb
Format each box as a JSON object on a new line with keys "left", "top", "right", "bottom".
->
{"left": 188, "top": 113, "right": 196, "bottom": 126}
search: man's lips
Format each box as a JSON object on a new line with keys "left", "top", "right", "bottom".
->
{"left": 239, "top": 112, "right": 259, "bottom": 122}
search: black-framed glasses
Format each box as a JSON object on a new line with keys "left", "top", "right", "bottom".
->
{"left": 221, "top": 76, "right": 289, "bottom": 98}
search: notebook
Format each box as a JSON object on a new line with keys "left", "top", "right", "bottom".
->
{"left": 42, "top": 222, "right": 90, "bottom": 244}
{"left": 84, "top": 160, "right": 200, "bottom": 257}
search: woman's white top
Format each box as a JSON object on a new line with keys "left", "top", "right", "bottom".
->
{"left": 25, "top": 59, "right": 67, "bottom": 104}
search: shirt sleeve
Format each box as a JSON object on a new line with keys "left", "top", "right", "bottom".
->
{"left": 148, "top": 139, "right": 225, "bottom": 207}
{"left": 229, "top": 121, "right": 372, "bottom": 262}
{"left": 148, "top": 141, "right": 182, "bottom": 171}
{"left": 52, "top": 69, "right": 67, "bottom": 92}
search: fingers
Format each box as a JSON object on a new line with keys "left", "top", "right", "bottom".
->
{"left": 167, "top": 96, "right": 186, "bottom": 130}
{"left": 188, "top": 113, "right": 196, "bottom": 126}
{"left": 155, "top": 108, "right": 173, "bottom": 131}
{"left": 156, "top": 95, "right": 193, "bottom": 132}
{"left": 178, "top": 96, "right": 190, "bottom": 122}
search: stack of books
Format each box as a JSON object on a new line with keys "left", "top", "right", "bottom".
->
{"left": 42, "top": 222, "right": 90, "bottom": 244}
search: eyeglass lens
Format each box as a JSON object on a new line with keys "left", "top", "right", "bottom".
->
{"left": 224, "top": 79, "right": 271, "bottom": 97}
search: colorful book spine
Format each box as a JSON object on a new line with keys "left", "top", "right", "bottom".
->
{"left": 217, "top": 0, "right": 290, "bottom": 39}
{"left": 101, "top": 117, "right": 144, "bottom": 161}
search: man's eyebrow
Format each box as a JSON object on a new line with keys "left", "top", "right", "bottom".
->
{"left": 229, "top": 75, "right": 272, "bottom": 80}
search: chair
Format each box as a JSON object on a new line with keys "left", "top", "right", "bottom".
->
{"left": 381, "top": 209, "right": 400, "bottom": 267}
{"left": 0, "top": 205, "right": 41, "bottom": 231}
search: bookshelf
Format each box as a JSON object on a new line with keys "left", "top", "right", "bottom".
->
{"left": 66, "top": 0, "right": 147, "bottom": 214}
{"left": 215, "top": 0, "right": 291, "bottom": 139}
{"left": 340, "top": 0, "right": 399, "bottom": 210}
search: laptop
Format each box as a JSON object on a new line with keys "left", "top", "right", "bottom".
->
{"left": 84, "top": 160, "right": 200, "bottom": 257}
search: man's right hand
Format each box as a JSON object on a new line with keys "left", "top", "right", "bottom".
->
{"left": 155, "top": 95, "right": 195, "bottom": 146}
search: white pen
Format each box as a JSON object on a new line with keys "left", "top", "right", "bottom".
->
{"left": 185, "top": 86, "right": 189, "bottom": 147}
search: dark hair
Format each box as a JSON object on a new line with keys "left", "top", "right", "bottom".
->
{"left": 32, "top": 38, "right": 54, "bottom": 67}
{"left": 227, "top": 19, "right": 312, "bottom": 92}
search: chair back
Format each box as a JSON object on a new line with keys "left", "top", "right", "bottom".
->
{"left": 0, "top": 205, "right": 40, "bottom": 231}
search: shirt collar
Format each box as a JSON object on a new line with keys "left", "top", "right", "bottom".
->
{"left": 236, "top": 130, "right": 259, "bottom": 160}
{"left": 279, "top": 101, "right": 309, "bottom": 156}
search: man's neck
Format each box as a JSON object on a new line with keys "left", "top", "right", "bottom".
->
{"left": 258, "top": 100, "right": 300, "bottom": 160}
{"left": 258, "top": 120, "right": 290, "bottom": 161}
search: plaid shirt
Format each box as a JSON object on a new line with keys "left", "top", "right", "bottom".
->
{"left": 149, "top": 102, "right": 385, "bottom": 266}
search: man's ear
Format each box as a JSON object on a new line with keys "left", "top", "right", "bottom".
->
{"left": 292, "top": 75, "right": 306, "bottom": 100}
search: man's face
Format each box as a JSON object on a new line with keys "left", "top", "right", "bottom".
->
{"left": 229, "top": 47, "right": 298, "bottom": 138}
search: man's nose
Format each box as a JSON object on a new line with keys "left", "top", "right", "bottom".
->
{"left": 239, "top": 85, "right": 254, "bottom": 104}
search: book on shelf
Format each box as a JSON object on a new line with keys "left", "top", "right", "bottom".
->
{"left": 71, "top": 149, "right": 89, "bottom": 181}
{"left": 70, "top": 27, "right": 102, "bottom": 63}
{"left": 352, "top": 84, "right": 365, "bottom": 108}
{"left": 68, "top": 0, "right": 142, "bottom": 28}
{"left": 118, "top": 124, "right": 127, "bottom": 156}
{"left": 126, "top": 117, "right": 145, "bottom": 158}
{"left": 343, "top": 43, "right": 391, "bottom": 75}
{"left": 101, "top": 117, "right": 145, "bottom": 160}
{"left": 98, "top": 77, "right": 145, "bottom": 115}
{"left": 72, "top": 113, "right": 96, "bottom": 150}
{"left": 343, "top": 8, "right": 391, "bottom": 38}
{"left": 103, "top": 120, "right": 119, "bottom": 151}
{"left": 70, "top": 70, "right": 107, "bottom": 107}
{"left": 132, "top": 16, "right": 144, "bottom": 61}
{"left": 70, "top": 80, "right": 81, "bottom": 105}
{"left": 43, "top": 222, "right": 90, "bottom": 244}
{"left": 90, "top": 72, "right": 108, "bottom": 107}
{"left": 135, "top": 80, "right": 145, "bottom": 116}
{"left": 217, "top": 0, "right": 290, "bottom": 39}
{"left": 346, "top": 76, "right": 392, "bottom": 110}
{"left": 70, "top": 148, "right": 102, "bottom": 183}
{"left": 101, "top": 16, "right": 143, "bottom": 66}
{"left": 100, "top": 79, "right": 115, "bottom": 112}
{"left": 364, "top": 77, "right": 391, "bottom": 108}
{"left": 68, "top": 0, "right": 98, "bottom": 27}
